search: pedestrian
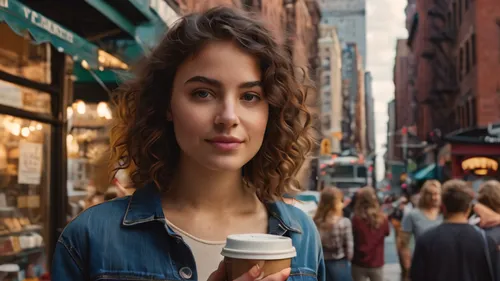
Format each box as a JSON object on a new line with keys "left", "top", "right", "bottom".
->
{"left": 351, "top": 187, "right": 390, "bottom": 281}
{"left": 398, "top": 180, "right": 443, "bottom": 279}
{"left": 314, "top": 187, "right": 354, "bottom": 281}
{"left": 477, "top": 180, "right": 500, "bottom": 246}
{"left": 52, "top": 6, "right": 325, "bottom": 281}
{"left": 410, "top": 179, "right": 498, "bottom": 281}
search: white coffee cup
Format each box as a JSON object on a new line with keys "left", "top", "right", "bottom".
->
{"left": 221, "top": 234, "right": 296, "bottom": 279}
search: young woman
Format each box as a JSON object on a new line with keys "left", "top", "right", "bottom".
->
{"left": 314, "top": 187, "right": 353, "bottom": 281}
{"left": 351, "top": 187, "right": 390, "bottom": 281}
{"left": 52, "top": 7, "right": 325, "bottom": 281}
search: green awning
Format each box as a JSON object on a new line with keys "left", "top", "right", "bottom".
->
{"left": 0, "top": 0, "right": 99, "bottom": 68}
{"left": 412, "top": 164, "right": 438, "bottom": 180}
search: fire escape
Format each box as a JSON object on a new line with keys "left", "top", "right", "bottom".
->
{"left": 423, "top": 0, "right": 460, "bottom": 136}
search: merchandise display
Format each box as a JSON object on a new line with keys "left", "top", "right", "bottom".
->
{"left": 0, "top": 113, "right": 49, "bottom": 279}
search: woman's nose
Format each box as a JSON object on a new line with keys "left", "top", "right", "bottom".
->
{"left": 214, "top": 99, "right": 240, "bottom": 128}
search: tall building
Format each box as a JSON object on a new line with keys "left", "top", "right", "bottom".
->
{"left": 318, "top": 25, "right": 343, "bottom": 153}
{"left": 341, "top": 43, "right": 365, "bottom": 153}
{"left": 365, "top": 71, "right": 375, "bottom": 155}
{"left": 318, "top": 0, "right": 367, "bottom": 68}
{"left": 394, "top": 39, "right": 415, "bottom": 136}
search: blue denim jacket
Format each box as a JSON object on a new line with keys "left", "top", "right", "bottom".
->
{"left": 52, "top": 184, "right": 325, "bottom": 281}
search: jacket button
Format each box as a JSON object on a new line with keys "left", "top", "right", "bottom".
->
{"left": 179, "top": 266, "right": 193, "bottom": 279}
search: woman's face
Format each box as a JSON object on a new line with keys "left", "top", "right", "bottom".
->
{"left": 170, "top": 40, "right": 269, "bottom": 172}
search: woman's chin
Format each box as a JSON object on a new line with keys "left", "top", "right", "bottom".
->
{"left": 198, "top": 157, "right": 249, "bottom": 173}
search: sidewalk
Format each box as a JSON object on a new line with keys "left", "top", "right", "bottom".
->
{"left": 384, "top": 263, "right": 401, "bottom": 281}
{"left": 384, "top": 225, "right": 402, "bottom": 281}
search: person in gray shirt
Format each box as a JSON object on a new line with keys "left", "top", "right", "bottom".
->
{"left": 398, "top": 180, "right": 443, "bottom": 280}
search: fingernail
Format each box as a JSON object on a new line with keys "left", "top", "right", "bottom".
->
{"left": 249, "top": 264, "right": 261, "bottom": 278}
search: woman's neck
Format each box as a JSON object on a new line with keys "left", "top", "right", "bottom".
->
{"left": 162, "top": 155, "right": 257, "bottom": 213}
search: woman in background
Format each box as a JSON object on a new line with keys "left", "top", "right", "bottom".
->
{"left": 314, "top": 187, "right": 354, "bottom": 281}
{"left": 351, "top": 187, "right": 390, "bottom": 281}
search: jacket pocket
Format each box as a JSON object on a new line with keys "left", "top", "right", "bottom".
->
{"left": 289, "top": 267, "right": 318, "bottom": 281}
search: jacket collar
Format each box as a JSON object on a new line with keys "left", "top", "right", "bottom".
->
{"left": 122, "top": 182, "right": 302, "bottom": 234}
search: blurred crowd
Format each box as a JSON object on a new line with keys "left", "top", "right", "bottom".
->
{"left": 313, "top": 180, "right": 500, "bottom": 281}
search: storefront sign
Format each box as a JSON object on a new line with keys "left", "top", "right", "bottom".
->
{"left": 18, "top": 142, "right": 43, "bottom": 185}
{"left": 484, "top": 136, "right": 500, "bottom": 144}
{"left": 21, "top": 6, "right": 74, "bottom": 43}
{"left": 461, "top": 157, "right": 498, "bottom": 172}
{"left": 0, "top": 81, "right": 22, "bottom": 109}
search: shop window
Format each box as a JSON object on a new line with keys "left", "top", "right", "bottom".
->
{"left": 0, "top": 114, "right": 50, "bottom": 274}
{"left": 0, "top": 24, "right": 51, "bottom": 84}
{"left": 0, "top": 81, "right": 51, "bottom": 115}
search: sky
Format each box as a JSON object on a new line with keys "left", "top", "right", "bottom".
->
{"left": 366, "top": 0, "right": 408, "bottom": 181}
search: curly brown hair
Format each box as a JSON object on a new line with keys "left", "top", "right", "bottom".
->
{"left": 354, "top": 187, "right": 385, "bottom": 229}
{"left": 109, "top": 7, "right": 314, "bottom": 200}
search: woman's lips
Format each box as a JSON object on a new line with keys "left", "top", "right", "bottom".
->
{"left": 206, "top": 136, "right": 243, "bottom": 151}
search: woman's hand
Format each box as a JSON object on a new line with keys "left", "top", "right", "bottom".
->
{"left": 208, "top": 261, "right": 291, "bottom": 281}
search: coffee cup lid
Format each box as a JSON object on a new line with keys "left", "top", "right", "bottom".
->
{"left": 221, "top": 234, "right": 297, "bottom": 260}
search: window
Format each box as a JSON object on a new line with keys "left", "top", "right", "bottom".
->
{"left": 465, "top": 40, "right": 470, "bottom": 74}
{"left": 471, "top": 97, "right": 477, "bottom": 125}
{"left": 471, "top": 33, "right": 477, "bottom": 65}
{"left": 458, "top": 0, "right": 462, "bottom": 25}
{"left": 452, "top": 2, "right": 457, "bottom": 28}
{"left": 447, "top": 11, "right": 452, "bottom": 30}
{"left": 459, "top": 47, "right": 464, "bottom": 81}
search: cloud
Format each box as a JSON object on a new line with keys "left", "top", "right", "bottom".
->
{"left": 367, "top": 0, "right": 408, "bottom": 181}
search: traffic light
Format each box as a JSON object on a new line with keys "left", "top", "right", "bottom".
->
{"left": 320, "top": 139, "right": 331, "bottom": 155}
{"left": 401, "top": 126, "right": 408, "bottom": 135}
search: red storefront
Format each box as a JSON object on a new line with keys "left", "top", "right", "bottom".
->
{"left": 445, "top": 125, "right": 500, "bottom": 188}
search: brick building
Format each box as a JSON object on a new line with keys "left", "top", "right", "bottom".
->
{"left": 406, "top": 0, "right": 500, "bottom": 179}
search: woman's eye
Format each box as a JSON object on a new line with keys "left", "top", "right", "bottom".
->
{"left": 193, "top": 90, "right": 212, "bottom": 99}
{"left": 242, "top": 93, "right": 260, "bottom": 102}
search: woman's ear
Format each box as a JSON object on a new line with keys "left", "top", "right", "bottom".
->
{"left": 166, "top": 111, "right": 173, "bottom": 121}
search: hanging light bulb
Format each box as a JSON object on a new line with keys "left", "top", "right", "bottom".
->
{"left": 97, "top": 102, "right": 111, "bottom": 119}
{"left": 21, "top": 127, "right": 30, "bottom": 137}
{"left": 11, "top": 123, "right": 20, "bottom": 136}
{"left": 67, "top": 106, "right": 74, "bottom": 119}
{"left": 29, "top": 121, "right": 36, "bottom": 131}
{"left": 35, "top": 123, "right": 43, "bottom": 130}
{"left": 75, "top": 100, "right": 86, "bottom": 114}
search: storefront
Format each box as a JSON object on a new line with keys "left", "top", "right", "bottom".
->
{"left": 0, "top": 0, "right": 128, "bottom": 278}
{"left": 444, "top": 124, "right": 500, "bottom": 191}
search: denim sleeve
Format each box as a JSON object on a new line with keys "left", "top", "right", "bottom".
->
{"left": 316, "top": 227, "right": 326, "bottom": 281}
{"left": 52, "top": 238, "right": 85, "bottom": 281}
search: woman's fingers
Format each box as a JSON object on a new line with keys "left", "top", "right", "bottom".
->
{"left": 207, "top": 261, "right": 226, "bottom": 281}
{"left": 235, "top": 266, "right": 291, "bottom": 281}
